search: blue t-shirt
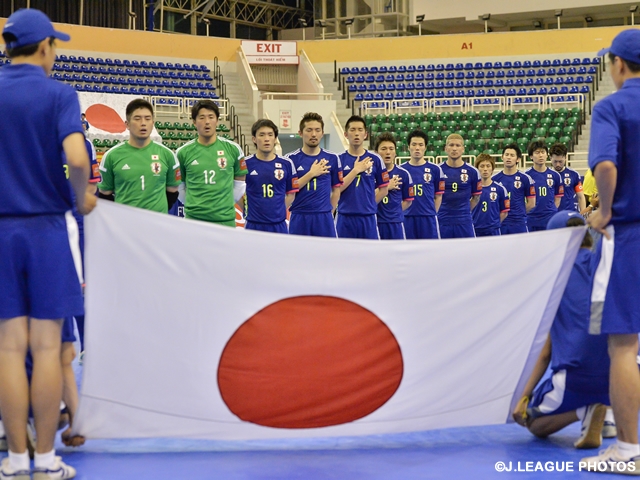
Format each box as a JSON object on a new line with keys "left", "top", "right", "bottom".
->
{"left": 245, "top": 155, "right": 299, "bottom": 223}
{"left": 550, "top": 248, "right": 609, "bottom": 375}
{"left": 338, "top": 150, "right": 389, "bottom": 215}
{"left": 438, "top": 162, "right": 481, "bottom": 224}
{"left": 286, "top": 148, "right": 343, "bottom": 214}
{"left": 472, "top": 181, "right": 510, "bottom": 231}
{"left": 589, "top": 77, "right": 640, "bottom": 225}
{"left": 525, "top": 167, "right": 564, "bottom": 228}
{"left": 402, "top": 161, "right": 445, "bottom": 217}
{"left": 0, "top": 64, "right": 83, "bottom": 216}
{"left": 377, "top": 165, "right": 414, "bottom": 223}
{"left": 492, "top": 170, "right": 535, "bottom": 226}
{"left": 557, "top": 167, "right": 583, "bottom": 212}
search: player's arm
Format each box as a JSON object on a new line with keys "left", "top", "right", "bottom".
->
{"left": 434, "top": 194, "right": 443, "bottom": 212}
{"left": 500, "top": 211, "right": 509, "bottom": 222}
{"left": 233, "top": 174, "right": 246, "bottom": 203}
{"left": 512, "top": 334, "right": 552, "bottom": 427}
{"left": 587, "top": 161, "right": 617, "bottom": 238}
{"left": 285, "top": 193, "right": 296, "bottom": 208}
{"left": 340, "top": 157, "right": 372, "bottom": 192}
{"left": 576, "top": 190, "right": 586, "bottom": 213}
{"left": 375, "top": 186, "right": 389, "bottom": 204}
{"left": 401, "top": 172, "right": 414, "bottom": 210}
{"left": 64, "top": 133, "right": 95, "bottom": 214}
{"left": 500, "top": 188, "right": 510, "bottom": 223}
{"left": 554, "top": 175, "right": 564, "bottom": 208}
{"left": 470, "top": 178, "right": 481, "bottom": 210}
{"left": 330, "top": 187, "right": 340, "bottom": 214}
{"left": 525, "top": 184, "right": 536, "bottom": 213}
{"left": 470, "top": 195, "right": 480, "bottom": 210}
{"left": 285, "top": 163, "right": 299, "bottom": 209}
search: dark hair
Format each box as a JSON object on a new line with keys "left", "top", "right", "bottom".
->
{"left": 548, "top": 142, "right": 568, "bottom": 157}
{"left": 608, "top": 52, "right": 640, "bottom": 73}
{"left": 299, "top": 112, "right": 324, "bottom": 132}
{"left": 527, "top": 140, "right": 548, "bottom": 157}
{"left": 345, "top": 115, "right": 367, "bottom": 131}
{"left": 374, "top": 132, "right": 396, "bottom": 151}
{"left": 566, "top": 216, "right": 593, "bottom": 248}
{"left": 475, "top": 153, "right": 495, "bottom": 169}
{"left": 502, "top": 143, "right": 522, "bottom": 158}
{"left": 3, "top": 35, "right": 54, "bottom": 58}
{"left": 191, "top": 100, "right": 219, "bottom": 120}
{"left": 126, "top": 98, "right": 154, "bottom": 120}
{"left": 407, "top": 129, "right": 428, "bottom": 147}
{"left": 251, "top": 119, "right": 278, "bottom": 138}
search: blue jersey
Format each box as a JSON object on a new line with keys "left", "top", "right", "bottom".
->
{"left": 525, "top": 167, "right": 564, "bottom": 228}
{"left": 402, "top": 162, "right": 445, "bottom": 217}
{"left": 377, "top": 165, "right": 414, "bottom": 223}
{"left": 472, "top": 181, "right": 510, "bottom": 231}
{"left": 245, "top": 155, "right": 299, "bottom": 224}
{"left": 438, "top": 162, "right": 481, "bottom": 224}
{"left": 492, "top": 170, "right": 535, "bottom": 226}
{"left": 557, "top": 167, "right": 583, "bottom": 212}
{"left": 0, "top": 64, "right": 83, "bottom": 216}
{"left": 286, "top": 148, "right": 343, "bottom": 214}
{"left": 589, "top": 78, "right": 640, "bottom": 225}
{"left": 338, "top": 150, "right": 389, "bottom": 215}
{"left": 551, "top": 248, "right": 609, "bottom": 375}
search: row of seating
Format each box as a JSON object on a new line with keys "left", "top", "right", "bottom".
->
{"left": 350, "top": 77, "right": 594, "bottom": 90}
{"left": 155, "top": 121, "right": 230, "bottom": 133}
{"left": 71, "top": 84, "right": 218, "bottom": 97}
{"left": 354, "top": 86, "right": 589, "bottom": 102}
{"left": 364, "top": 107, "right": 582, "bottom": 124}
{"left": 51, "top": 72, "right": 216, "bottom": 89}
{"left": 340, "top": 58, "right": 600, "bottom": 75}
{"left": 346, "top": 67, "right": 597, "bottom": 84}
{"left": 50, "top": 63, "right": 213, "bottom": 81}
{"left": 54, "top": 54, "right": 210, "bottom": 72}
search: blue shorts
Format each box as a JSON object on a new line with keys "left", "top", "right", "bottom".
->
{"left": 336, "top": 214, "right": 379, "bottom": 239}
{"left": 289, "top": 211, "right": 337, "bottom": 238}
{"left": 62, "top": 316, "right": 77, "bottom": 343}
{"left": 439, "top": 221, "right": 476, "bottom": 239}
{"left": 528, "top": 224, "right": 547, "bottom": 232}
{"left": 500, "top": 223, "right": 529, "bottom": 235}
{"left": 0, "top": 214, "right": 84, "bottom": 319}
{"left": 403, "top": 215, "right": 440, "bottom": 239}
{"left": 378, "top": 222, "right": 406, "bottom": 240}
{"left": 244, "top": 220, "right": 288, "bottom": 234}
{"left": 475, "top": 227, "right": 501, "bottom": 237}
{"left": 527, "top": 369, "right": 610, "bottom": 420}
{"left": 590, "top": 223, "right": 640, "bottom": 334}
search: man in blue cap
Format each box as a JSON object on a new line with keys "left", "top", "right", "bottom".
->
{"left": 0, "top": 8, "right": 95, "bottom": 480}
{"left": 582, "top": 29, "right": 640, "bottom": 474}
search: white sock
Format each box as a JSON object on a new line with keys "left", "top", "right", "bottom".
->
{"left": 576, "top": 406, "right": 586, "bottom": 421}
{"left": 605, "top": 407, "right": 615, "bottom": 423}
{"left": 34, "top": 449, "right": 55, "bottom": 470}
{"left": 8, "top": 450, "right": 29, "bottom": 472}
{"left": 617, "top": 440, "right": 640, "bottom": 459}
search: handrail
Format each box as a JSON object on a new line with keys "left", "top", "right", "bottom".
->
{"left": 237, "top": 47, "right": 258, "bottom": 89}
{"left": 299, "top": 49, "right": 323, "bottom": 85}
{"left": 330, "top": 111, "right": 349, "bottom": 151}
{"left": 260, "top": 92, "right": 333, "bottom": 100}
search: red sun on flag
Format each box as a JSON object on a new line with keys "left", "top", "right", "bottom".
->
{"left": 217, "top": 296, "right": 403, "bottom": 429}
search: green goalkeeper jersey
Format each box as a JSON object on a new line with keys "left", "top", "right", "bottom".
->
{"left": 98, "top": 141, "right": 181, "bottom": 213}
{"left": 177, "top": 137, "right": 248, "bottom": 224}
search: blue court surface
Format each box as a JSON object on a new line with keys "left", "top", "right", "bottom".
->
{"left": 4, "top": 421, "right": 627, "bottom": 479}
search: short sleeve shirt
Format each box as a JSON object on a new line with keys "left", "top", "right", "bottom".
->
{"left": 338, "top": 150, "right": 390, "bottom": 215}
{"left": 287, "top": 148, "right": 343, "bottom": 214}
{"left": 244, "top": 155, "right": 299, "bottom": 223}
{"left": 377, "top": 165, "right": 414, "bottom": 223}
{"left": 402, "top": 161, "right": 445, "bottom": 217}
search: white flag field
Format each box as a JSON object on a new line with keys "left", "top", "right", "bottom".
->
{"left": 74, "top": 201, "right": 584, "bottom": 441}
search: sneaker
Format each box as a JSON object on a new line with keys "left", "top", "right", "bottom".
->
{"left": 0, "top": 458, "right": 30, "bottom": 480}
{"left": 32, "top": 457, "right": 76, "bottom": 480}
{"left": 581, "top": 444, "right": 640, "bottom": 475}
{"left": 575, "top": 403, "right": 607, "bottom": 449}
{"left": 603, "top": 408, "right": 617, "bottom": 438}
{"left": 0, "top": 436, "right": 7, "bottom": 452}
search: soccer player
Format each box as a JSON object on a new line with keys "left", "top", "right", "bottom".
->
{"left": 286, "top": 112, "right": 343, "bottom": 237}
{"left": 582, "top": 29, "right": 640, "bottom": 473}
{"left": 336, "top": 116, "right": 389, "bottom": 239}
{"left": 493, "top": 144, "right": 536, "bottom": 235}
{"left": 524, "top": 140, "right": 564, "bottom": 232}
{"left": 472, "top": 154, "right": 510, "bottom": 236}
{"left": 374, "top": 133, "right": 414, "bottom": 240}
{"left": 98, "top": 99, "right": 181, "bottom": 212}
{"left": 550, "top": 143, "right": 586, "bottom": 213}
{"left": 0, "top": 9, "right": 95, "bottom": 479}
{"left": 402, "top": 130, "right": 445, "bottom": 239}
{"left": 513, "top": 211, "right": 611, "bottom": 449}
{"left": 244, "top": 119, "right": 299, "bottom": 233}
{"left": 438, "top": 134, "right": 481, "bottom": 238}
{"left": 177, "top": 100, "right": 247, "bottom": 226}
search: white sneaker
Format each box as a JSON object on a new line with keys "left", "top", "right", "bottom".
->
{"left": 603, "top": 420, "right": 618, "bottom": 438}
{"left": 32, "top": 457, "right": 76, "bottom": 480}
{"left": 575, "top": 403, "right": 607, "bottom": 449}
{"left": 581, "top": 444, "right": 640, "bottom": 475}
{"left": 0, "top": 458, "right": 30, "bottom": 480}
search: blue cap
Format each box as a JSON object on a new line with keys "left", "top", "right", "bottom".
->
{"left": 597, "top": 29, "right": 640, "bottom": 64}
{"left": 546, "top": 210, "right": 585, "bottom": 230}
{"left": 2, "top": 9, "right": 70, "bottom": 50}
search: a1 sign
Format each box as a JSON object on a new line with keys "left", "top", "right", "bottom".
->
{"left": 242, "top": 40, "right": 299, "bottom": 64}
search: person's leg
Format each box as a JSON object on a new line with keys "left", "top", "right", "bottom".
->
{"left": 609, "top": 333, "right": 640, "bottom": 445}
{"left": 60, "top": 342, "right": 84, "bottom": 448}
{"left": 528, "top": 410, "right": 579, "bottom": 438}
{"left": 29, "top": 318, "right": 63, "bottom": 455}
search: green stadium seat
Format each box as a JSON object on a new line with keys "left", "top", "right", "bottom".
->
{"left": 364, "top": 114, "right": 374, "bottom": 126}
{"left": 549, "top": 126, "right": 562, "bottom": 136}
{"left": 465, "top": 111, "right": 479, "bottom": 121}
{"left": 498, "top": 119, "right": 510, "bottom": 129}
{"left": 162, "top": 121, "right": 172, "bottom": 129}
{"left": 407, "top": 122, "right": 419, "bottom": 131}
{"left": 566, "top": 117, "right": 579, "bottom": 127}
{"left": 426, "top": 150, "right": 438, "bottom": 158}
{"left": 478, "top": 111, "right": 490, "bottom": 120}
{"left": 535, "top": 127, "right": 547, "bottom": 137}
{"left": 481, "top": 129, "right": 493, "bottom": 139}
{"left": 526, "top": 118, "right": 538, "bottom": 128}
{"left": 414, "top": 112, "right": 425, "bottom": 123}
{"left": 428, "top": 130, "right": 440, "bottom": 140}
{"left": 503, "top": 110, "right": 516, "bottom": 121}
{"left": 370, "top": 124, "right": 380, "bottom": 134}
{"left": 170, "top": 141, "right": 178, "bottom": 149}
{"left": 512, "top": 118, "right": 525, "bottom": 128}
{"left": 494, "top": 129, "right": 506, "bottom": 139}
{"left": 488, "top": 139, "right": 500, "bottom": 150}
{"left": 485, "top": 119, "right": 497, "bottom": 129}
{"left": 468, "top": 149, "right": 480, "bottom": 157}
{"left": 466, "top": 129, "right": 480, "bottom": 140}
{"left": 459, "top": 120, "right": 471, "bottom": 129}
{"left": 473, "top": 120, "right": 485, "bottom": 130}
{"left": 426, "top": 112, "right": 437, "bottom": 122}
{"left": 521, "top": 127, "right": 534, "bottom": 138}
{"left": 446, "top": 120, "right": 457, "bottom": 130}
{"left": 557, "top": 107, "right": 569, "bottom": 117}
{"left": 508, "top": 127, "right": 521, "bottom": 138}
{"left": 394, "top": 122, "right": 406, "bottom": 132}
{"left": 419, "top": 121, "right": 431, "bottom": 131}
{"left": 375, "top": 114, "right": 386, "bottom": 125}
{"left": 441, "top": 130, "right": 453, "bottom": 139}
{"left": 173, "top": 122, "right": 183, "bottom": 130}
{"left": 483, "top": 149, "right": 495, "bottom": 155}
{"left": 559, "top": 135, "right": 572, "bottom": 145}
{"left": 455, "top": 130, "right": 466, "bottom": 138}
{"left": 529, "top": 109, "right": 542, "bottom": 119}
{"left": 539, "top": 117, "right": 552, "bottom": 127}
{"left": 381, "top": 122, "right": 393, "bottom": 132}
{"left": 503, "top": 137, "right": 516, "bottom": 146}
{"left": 543, "top": 108, "right": 556, "bottom": 118}
{"left": 388, "top": 113, "right": 399, "bottom": 124}
{"left": 491, "top": 110, "right": 503, "bottom": 120}
{"left": 400, "top": 113, "right": 412, "bottom": 123}
{"left": 452, "top": 111, "right": 464, "bottom": 122}
{"left": 545, "top": 136, "right": 557, "bottom": 146}
{"left": 398, "top": 131, "right": 409, "bottom": 142}
{"left": 562, "top": 125, "right": 575, "bottom": 136}
{"left": 432, "top": 120, "right": 444, "bottom": 130}
{"left": 440, "top": 112, "right": 452, "bottom": 122}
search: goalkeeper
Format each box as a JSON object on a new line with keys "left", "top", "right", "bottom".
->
{"left": 512, "top": 211, "right": 613, "bottom": 449}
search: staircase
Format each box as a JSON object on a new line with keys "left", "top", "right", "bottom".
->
{"left": 218, "top": 70, "right": 257, "bottom": 155}
{"left": 575, "top": 71, "right": 616, "bottom": 151}
{"left": 319, "top": 72, "right": 353, "bottom": 132}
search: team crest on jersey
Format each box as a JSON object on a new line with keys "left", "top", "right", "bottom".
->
{"left": 547, "top": 178, "right": 554, "bottom": 187}
{"left": 274, "top": 169, "right": 284, "bottom": 180}
{"left": 564, "top": 177, "right": 571, "bottom": 186}
{"left": 514, "top": 180, "right": 522, "bottom": 189}
{"left": 424, "top": 172, "right": 432, "bottom": 183}
{"left": 151, "top": 162, "right": 162, "bottom": 176}
{"left": 490, "top": 191, "right": 498, "bottom": 201}
{"left": 217, "top": 157, "right": 227, "bottom": 169}
{"left": 460, "top": 172, "right": 469, "bottom": 183}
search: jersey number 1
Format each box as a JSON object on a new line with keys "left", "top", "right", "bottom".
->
{"left": 140, "top": 175, "right": 145, "bottom": 191}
